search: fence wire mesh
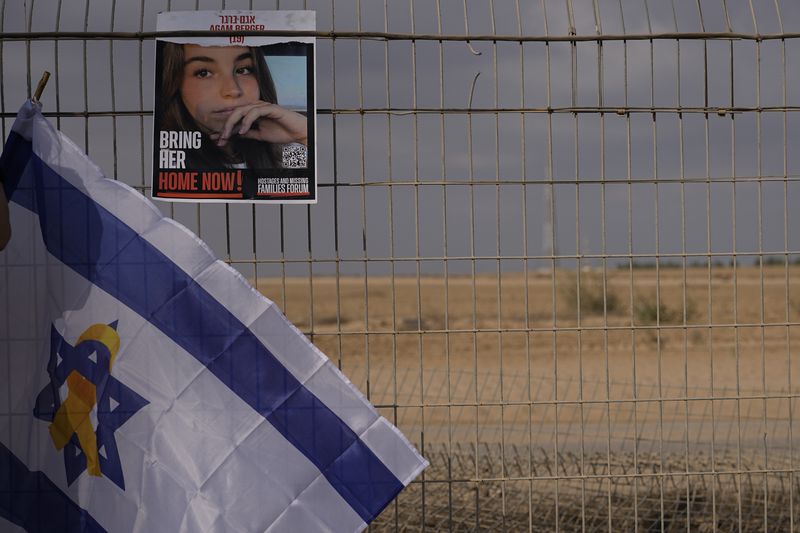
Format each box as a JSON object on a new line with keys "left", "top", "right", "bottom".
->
{"left": 3, "top": 0, "right": 800, "bottom": 531}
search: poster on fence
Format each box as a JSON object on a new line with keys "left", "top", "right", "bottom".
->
{"left": 152, "top": 10, "right": 316, "bottom": 203}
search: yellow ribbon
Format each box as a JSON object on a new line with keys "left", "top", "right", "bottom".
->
{"left": 49, "top": 324, "right": 120, "bottom": 477}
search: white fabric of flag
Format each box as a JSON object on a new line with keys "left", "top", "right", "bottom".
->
{"left": 0, "top": 101, "right": 427, "bottom": 533}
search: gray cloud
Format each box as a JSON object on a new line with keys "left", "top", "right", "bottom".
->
{"left": 2, "top": 0, "right": 799, "bottom": 276}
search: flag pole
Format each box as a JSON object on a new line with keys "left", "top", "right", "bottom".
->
{"left": 33, "top": 71, "right": 51, "bottom": 102}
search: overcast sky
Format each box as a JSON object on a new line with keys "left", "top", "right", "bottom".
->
{"left": 2, "top": 0, "right": 800, "bottom": 276}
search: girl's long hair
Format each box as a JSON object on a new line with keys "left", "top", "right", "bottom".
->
{"left": 157, "top": 42, "right": 281, "bottom": 169}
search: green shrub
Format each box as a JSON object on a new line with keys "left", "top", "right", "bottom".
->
{"left": 634, "top": 294, "right": 696, "bottom": 325}
{"left": 560, "top": 271, "right": 620, "bottom": 316}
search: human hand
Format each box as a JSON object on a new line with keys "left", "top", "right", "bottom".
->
{"left": 0, "top": 186, "right": 10, "bottom": 251}
{"left": 211, "top": 102, "right": 308, "bottom": 148}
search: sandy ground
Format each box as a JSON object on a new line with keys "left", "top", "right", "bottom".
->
{"left": 253, "top": 266, "right": 800, "bottom": 453}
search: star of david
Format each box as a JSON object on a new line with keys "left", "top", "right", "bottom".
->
{"left": 33, "top": 323, "right": 148, "bottom": 490}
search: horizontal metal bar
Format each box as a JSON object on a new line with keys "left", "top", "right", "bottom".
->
{"left": 7, "top": 392, "right": 794, "bottom": 414}
{"left": 309, "top": 176, "right": 800, "bottom": 187}
{"left": 7, "top": 110, "right": 150, "bottom": 119}
{"left": 326, "top": 106, "right": 800, "bottom": 116}
{"left": 225, "top": 251, "right": 800, "bottom": 264}
{"left": 123, "top": 176, "right": 800, "bottom": 191}
{"left": 2, "top": 29, "right": 800, "bottom": 43}
{"left": 373, "top": 393, "right": 800, "bottom": 410}
{"left": 5, "top": 105, "right": 800, "bottom": 121}
{"left": 413, "top": 468, "right": 800, "bottom": 485}
{"left": 298, "top": 322, "right": 800, "bottom": 337}
{"left": 10, "top": 320, "right": 792, "bottom": 338}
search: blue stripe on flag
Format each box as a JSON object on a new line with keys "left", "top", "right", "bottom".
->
{"left": 0, "top": 443, "right": 106, "bottom": 533}
{"left": 1, "top": 127, "right": 33, "bottom": 210}
{"left": 1, "top": 131, "right": 402, "bottom": 523}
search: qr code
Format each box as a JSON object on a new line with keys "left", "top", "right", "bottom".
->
{"left": 282, "top": 143, "right": 307, "bottom": 168}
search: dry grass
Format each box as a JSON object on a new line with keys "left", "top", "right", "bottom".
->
{"left": 254, "top": 265, "right": 800, "bottom": 399}
{"left": 372, "top": 443, "right": 798, "bottom": 532}
{"left": 253, "top": 265, "right": 800, "bottom": 529}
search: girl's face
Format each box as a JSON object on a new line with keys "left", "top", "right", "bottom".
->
{"left": 180, "top": 45, "right": 260, "bottom": 134}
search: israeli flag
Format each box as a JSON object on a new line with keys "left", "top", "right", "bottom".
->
{"left": 0, "top": 101, "right": 427, "bottom": 532}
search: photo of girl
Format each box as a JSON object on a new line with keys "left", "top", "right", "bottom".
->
{"left": 151, "top": 10, "right": 316, "bottom": 203}
{"left": 158, "top": 43, "right": 307, "bottom": 172}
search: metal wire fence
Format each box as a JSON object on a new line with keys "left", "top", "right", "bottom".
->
{"left": 3, "top": 0, "right": 800, "bottom": 531}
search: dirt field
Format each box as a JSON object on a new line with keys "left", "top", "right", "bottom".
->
{"left": 254, "top": 265, "right": 800, "bottom": 450}
{"left": 255, "top": 265, "right": 800, "bottom": 530}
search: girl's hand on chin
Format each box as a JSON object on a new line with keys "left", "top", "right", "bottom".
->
{"left": 212, "top": 102, "right": 307, "bottom": 148}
